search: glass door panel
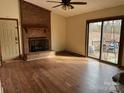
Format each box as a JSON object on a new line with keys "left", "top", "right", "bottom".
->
{"left": 101, "top": 20, "right": 122, "bottom": 64}
{"left": 88, "top": 22, "right": 102, "bottom": 59}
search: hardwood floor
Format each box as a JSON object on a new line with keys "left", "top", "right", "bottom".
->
{"left": 0, "top": 55, "right": 120, "bottom": 93}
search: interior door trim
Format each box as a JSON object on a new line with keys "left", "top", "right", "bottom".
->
{"left": 85, "top": 16, "right": 124, "bottom": 66}
{"left": 0, "top": 18, "right": 21, "bottom": 61}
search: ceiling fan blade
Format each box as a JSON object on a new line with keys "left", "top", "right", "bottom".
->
{"left": 52, "top": 4, "right": 63, "bottom": 8}
{"left": 69, "top": 5, "right": 74, "bottom": 9}
{"left": 70, "top": 2, "right": 87, "bottom": 5}
{"left": 47, "top": 1, "right": 62, "bottom": 3}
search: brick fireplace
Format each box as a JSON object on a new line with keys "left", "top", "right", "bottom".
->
{"left": 20, "top": 1, "right": 55, "bottom": 61}
{"left": 22, "top": 26, "right": 54, "bottom": 61}
{"left": 23, "top": 26, "right": 51, "bottom": 53}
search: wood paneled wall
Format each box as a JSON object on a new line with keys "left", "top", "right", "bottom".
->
{"left": 20, "top": 1, "right": 51, "bottom": 27}
{"left": 20, "top": 0, "right": 51, "bottom": 55}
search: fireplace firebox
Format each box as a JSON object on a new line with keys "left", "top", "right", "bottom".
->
{"left": 29, "top": 37, "right": 49, "bottom": 52}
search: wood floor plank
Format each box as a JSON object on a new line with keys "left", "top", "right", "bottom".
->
{"left": 0, "top": 56, "right": 120, "bottom": 93}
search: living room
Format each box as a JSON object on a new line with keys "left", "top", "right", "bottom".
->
{"left": 0, "top": 0, "right": 124, "bottom": 93}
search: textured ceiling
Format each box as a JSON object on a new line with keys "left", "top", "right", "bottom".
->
{"left": 24, "top": 0, "right": 124, "bottom": 17}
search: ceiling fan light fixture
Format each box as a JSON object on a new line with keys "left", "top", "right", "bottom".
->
{"left": 61, "top": 5, "right": 74, "bottom": 10}
{"left": 68, "top": 5, "right": 72, "bottom": 9}
{"left": 62, "top": 5, "right": 67, "bottom": 10}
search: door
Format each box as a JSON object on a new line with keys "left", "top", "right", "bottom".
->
{"left": 0, "top": 19, "right": 20, "bottom": 60}
{"left": 87, "top": 19, "right": 122, "bottom": 65}
{"left": 88, "top": 22, "right": 102, "bottom": 59}
{"left": 101, "top": 20, "right": 122, "bottom": 64}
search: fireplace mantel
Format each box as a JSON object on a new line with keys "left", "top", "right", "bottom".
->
{"left": 23, "top": 26, "right": 49, "bottom": 38}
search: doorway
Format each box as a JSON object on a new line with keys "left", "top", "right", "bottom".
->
{"left": 0, "top": 19, "right": 20, "bottom": 61}
{"left": 87, "top": 18, "right": 123, "bottom": 65}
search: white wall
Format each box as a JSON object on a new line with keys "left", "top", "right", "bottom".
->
{"left": 0, "top": 0, "right": 22, "bottom": 55}
{"left": 66, "top": 5, "right": 124, "bottom": 66}
{"left": 51, "top": 13, "right": 66, "bottom": 51}
{"left": 0, "top": 0, "right": 20, "bottom": 18}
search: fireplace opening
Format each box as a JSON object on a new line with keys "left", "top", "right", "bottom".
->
{"left": 29, "top": 37, "right": 49, "bottom": 52}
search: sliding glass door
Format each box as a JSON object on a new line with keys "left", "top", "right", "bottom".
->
{"left": 101, "top": 20, "right": 122, "bottom": 64}
{"left": 88, "top": 19, "right": 122, "bottom": 65}
{"left": 88, "top": 22, "right": 102, "bottom": 59}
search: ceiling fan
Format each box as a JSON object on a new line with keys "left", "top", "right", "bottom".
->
{"left": 47, "top": 0, "right": 87, "bottom": 10}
